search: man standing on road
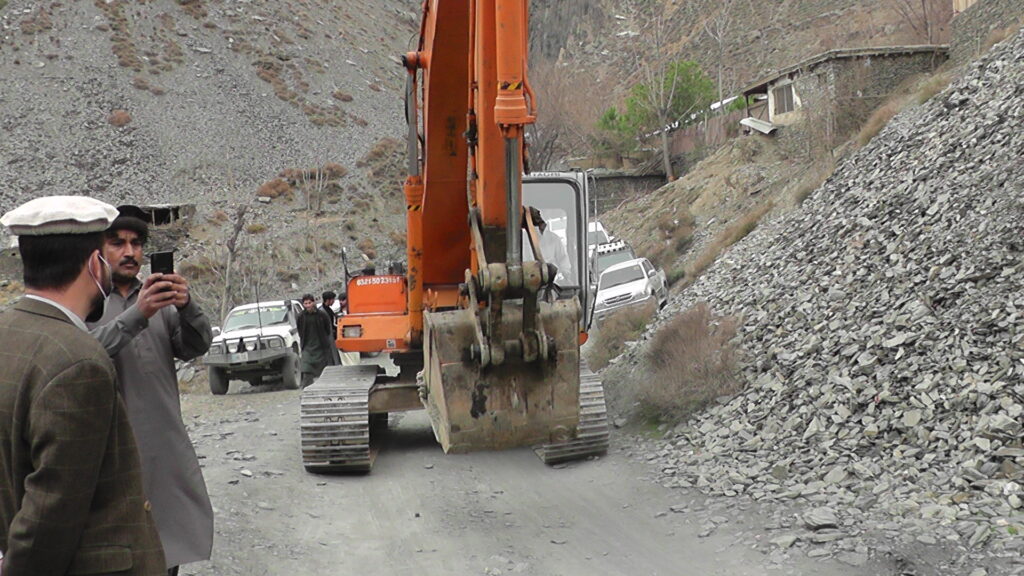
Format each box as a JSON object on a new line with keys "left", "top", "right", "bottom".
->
{"left": 321, "top": 290, "right": 341, "bottom": 365}
{"left": 90, "top": 205, "right": 214, "bottom": 576}
{"left": 297, "top": 293, "right": 336, "bottom": 387}
{"left": 0, "top": 196, "right": 166, "bottom": 575}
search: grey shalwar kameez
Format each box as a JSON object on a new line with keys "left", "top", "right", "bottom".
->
{"left": 90, "top": 279, "right": 214, "bottom": 570}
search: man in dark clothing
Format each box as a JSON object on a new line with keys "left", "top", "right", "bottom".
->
{"left": 321, "top": 291, "right": 341, "bottom": 365}
{"left": 297, "top": 293, "right": 336, "bottom": 388}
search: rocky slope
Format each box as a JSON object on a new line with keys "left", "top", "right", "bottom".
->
{"left": 609, "top": 29, "right": 1024, "bottom": 575}
{"left": 0, "top": 0, "right": 418, "bottom": 300}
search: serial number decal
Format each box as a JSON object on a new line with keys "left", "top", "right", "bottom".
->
{"left": 354, "top": 276, "right": 402, "bottom": 287}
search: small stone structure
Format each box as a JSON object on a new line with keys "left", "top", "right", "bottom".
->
{"left": 589, "top": 170, "right": 666, "bottom": 215}
{"left": 741, "top": 46, "right": 949, "bottom": 152}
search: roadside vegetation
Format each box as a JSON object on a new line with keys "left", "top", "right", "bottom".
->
{"left": 638, "top": 302, "right": 740, "bottom": 422}
{"left": 585, "top": 301, "right": 658, "bottom": 370}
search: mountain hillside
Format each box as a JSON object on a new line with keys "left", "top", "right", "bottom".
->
{"left": 0, "top": 0, "right": 419, "bottom": 302}
{"left": 606, "top": 28, "right": 1024, "bottom": 574}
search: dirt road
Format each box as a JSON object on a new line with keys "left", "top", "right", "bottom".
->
{"left": 177, "top": 384, "right": 891, "bottom": 576}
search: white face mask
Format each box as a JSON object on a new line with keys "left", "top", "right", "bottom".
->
{"left": 86, "top": 254, "right": 113, "bottom": 323}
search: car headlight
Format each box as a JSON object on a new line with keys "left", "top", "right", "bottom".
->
{"left": 594, "top": 301, "right": 608, "bottom": 310}
{"left": 265, "top": 337, "right": 284, "bottom": 349}
{"left": 244, "top": 339, "right": 258, "bottom": 352}
{"left": 209, "top": 344, "right": 225, "bottom": 355}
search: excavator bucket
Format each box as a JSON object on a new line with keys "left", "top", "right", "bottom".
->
{"left": 423, "top": 298, "right": 581, "bottom": 453}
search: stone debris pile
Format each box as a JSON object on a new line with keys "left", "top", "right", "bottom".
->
{"left": 627, "top": 30, "right": 1024, "bottom": 573}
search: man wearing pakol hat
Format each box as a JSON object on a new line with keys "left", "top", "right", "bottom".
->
{"left": 0, "top": 196, "right": 166, "bottom": 575}
{"left": 89, "top": 205, "right": 213, "bottom": 576}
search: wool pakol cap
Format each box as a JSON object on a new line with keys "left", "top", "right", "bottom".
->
{"left": 0, "top": 196, "right": 118, "bottom": 236}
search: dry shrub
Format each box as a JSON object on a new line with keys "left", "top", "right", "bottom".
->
{"left": 686, "top": 202, "right": 772, "bottom": 282}
{"left": 131, "top": 75, "right": 150, "bottom": 90}
{"left": 640, "top": 302, "right": 740, "bottom": 421}
{"left": 356, "top": 238, "right": 377, "bottom": 259}
{"left": 245, "top": 223, "right": 267, "bottom": 234}
{"left": 178, "top": 257, "right": 216, "bottom": 281}
{"left": 107, "top": 109, "right": 132, "bottom": 127}
{"left": 856, "top": 99, "right": 904, "bottom": 147}
{"left": 388, "top": 229, "right": 405, "bottom": 245}
{"left": 278, "top": 163, "right": 347, "bottom": 184}
{"left": 332, "top": 90, "right": 354, "bottom": 102}
{"left": 585, "top": 300, "right": 657, "bottom": 370}
{"left": 980, "top": 20, "right": 1022, "bottom": 54}
{"left": 257, "top": 178, "right": 292, "bottom": 199}
{"left": 208, "top": 210, "right": 229, "bottom": 224}
{"left": 913, "top": 70, "right": 953, "bottom": 105}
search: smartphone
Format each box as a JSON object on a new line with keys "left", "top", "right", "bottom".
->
{"left": 149, "top": 251, "right": 174, "bottom": 275}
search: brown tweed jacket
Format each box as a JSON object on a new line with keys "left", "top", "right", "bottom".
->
{"left": 0, "top": 298, "right": 165, "bottom": 575}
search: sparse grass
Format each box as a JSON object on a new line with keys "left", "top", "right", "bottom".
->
{"left": 913, "top": 70, "right": 954, "bottom": 105}
{"left": 856, "top": 98, "right": 906, "bottom": 147}
{"left": 107, "top": 109, "right": 132, "bottom": 127}
{"left": 585, "top": 301, "right": 657, "bottom": 370}
{"left": 686, "top": 201, "right": 772, "bottom": 283}
{"left": 980, "top": 21, "right": 1022, "bottom": 55}
{"left": 245, "top": 223, "right": 267, "bottom": 234}
{"left": 666, "top": 266, "right": 686, "bottom": 286}
{"left": 856, "top": 69, "right": 954, "bottom": 147}
{"left": 639, "top": 302, "right": 740, "bottom": 422}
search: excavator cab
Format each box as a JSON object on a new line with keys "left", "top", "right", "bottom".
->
{"left": 522, "top": 171, "right": 594, "bottom": 330}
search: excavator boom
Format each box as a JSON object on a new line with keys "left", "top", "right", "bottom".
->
{"left": 300, "top": 0, "right": 609, "bottom": 472}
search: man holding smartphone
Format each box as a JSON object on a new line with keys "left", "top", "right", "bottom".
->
{"left": 89, "top": 205, "right": 214, "bottom": 576}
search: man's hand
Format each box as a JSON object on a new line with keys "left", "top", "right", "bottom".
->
{"left": 163, "top": 273, "right": 191, "bottom": 309}
{"left": 137, "top": 274, "right": 178, "bottom": 318}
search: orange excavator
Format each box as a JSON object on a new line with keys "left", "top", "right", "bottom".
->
{"left": 299, "top": 0, "right": 609, "bottom": 472}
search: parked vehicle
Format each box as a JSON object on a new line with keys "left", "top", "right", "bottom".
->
{"left": 204, "top": 300, "right": 303, "bottom": 394}
{"left": 592, "top": 240, "right": 636, "bottom": 280}
{"left": 588, "top": 239, "right": 636, "bottom": 302}
{"left": 587, "top": 221, "right": 613, "bottom": 255}
{"left": 593, "top": 257, "right": 668, "bottom": 322}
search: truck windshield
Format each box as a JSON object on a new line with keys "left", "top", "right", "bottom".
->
{"left": 599, "top": 265, "right": 644, "bottom": 290}
{"left": 223, "top": 305, "right": 289, "bottom": 332}
{"left": 595, "top": 250, "right": 635, "bottom": 275}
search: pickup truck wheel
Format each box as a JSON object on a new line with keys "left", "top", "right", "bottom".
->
{"left": 209, "top": 366, "right": 229, "bottom": 395}
{"left": 282, "top": 352, "right": 300, "bottom": 390}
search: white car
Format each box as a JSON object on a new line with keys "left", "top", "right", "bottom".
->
{"left": 593, "top": 258, "right": 668, "bottom": 321}
{"left": 204, "top": 300, "right": 303, "bottom": 394}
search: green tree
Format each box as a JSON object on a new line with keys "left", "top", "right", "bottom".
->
{"left": 601, "top": 59, "right": 714, "bottom": 181}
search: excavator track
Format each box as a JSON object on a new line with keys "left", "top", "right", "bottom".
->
{"left": 538, "top": 363, "right": 610, "bottom": 464}
{"left": 300, "top": 365, "right": 378, "bottom": 473}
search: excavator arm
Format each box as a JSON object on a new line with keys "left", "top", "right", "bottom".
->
{"left": 301, "top": 0, "right": 608, "bottom": 472}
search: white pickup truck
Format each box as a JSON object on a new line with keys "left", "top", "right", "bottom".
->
{"left": 204, "top": 300, "right": 303, "bottom": 394}
{"left": 593, "top": 257, "right": 668, "bottom": 322}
